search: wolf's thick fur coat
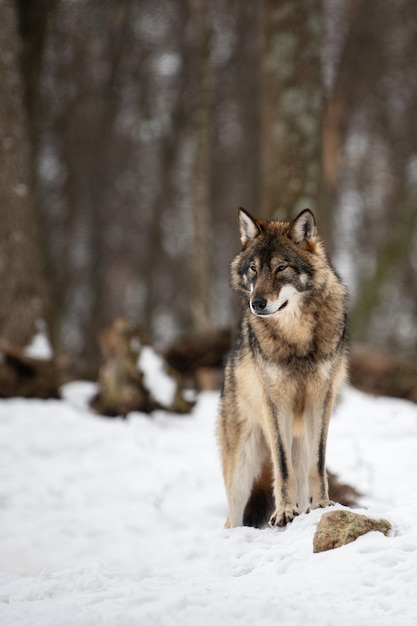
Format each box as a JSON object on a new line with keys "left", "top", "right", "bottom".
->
{"left": 217, "top": 209, "right": 348, "bottom": 528}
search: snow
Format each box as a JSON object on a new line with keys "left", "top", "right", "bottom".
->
{"left": 1, "top": 367, "right": 417, "bottom": 625}
{"left": 138, "top": 346, "right": 177, "bottom": 407}
{"left": 24, "top": 322, "right": 53, "bottom": 360}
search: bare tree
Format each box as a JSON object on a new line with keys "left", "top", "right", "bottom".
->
{"left": 260, "top": 0, "right": 324, "bottom": 220}
{"left": 188, "top": 0, "right": 213, "bottom": 332}
{"left": 326, "top": 0, "right": 417, "bottom": 349}
{"left": 9, "top": 0, "right": 415, "bottom": 364}
{"left": 0, "top": 0, "right": 49, "bottom": 347}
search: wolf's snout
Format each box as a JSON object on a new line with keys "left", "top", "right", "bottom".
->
{"left": 251, "top": 297, "right": 267, "bottom": 313}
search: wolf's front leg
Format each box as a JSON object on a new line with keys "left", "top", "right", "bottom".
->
{"left": 309, "top": 471, "right": 333, "bottom": 510}
{"left": 266, "top": 402, "right": 299, "bottom": 527}
{"left": 308, "top": 390, "right": 335, "bottom": 510}
{"left": 268, "top": 460, "right": 299, "bottom": 527}
{"left": 223, "top": 426, "right": 266, "bottom": 528}
{"left": 269, "top": 495, "right": 299, "bottom": 527}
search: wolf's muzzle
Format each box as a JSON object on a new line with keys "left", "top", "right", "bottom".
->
{"left": 251, "top": 297, "right": 267, "bottom": 314}
{"left": 250, "top": 296, "right": 289, "bottom": 316}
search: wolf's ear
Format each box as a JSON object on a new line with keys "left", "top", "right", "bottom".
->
{"left": 239, "top": 208, "right": 262, "bottom": 247}
{"left": 288, "top": 209, "right": 317, "bottom": 244}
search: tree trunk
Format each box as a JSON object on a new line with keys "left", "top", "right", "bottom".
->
{"left": 0, "top": 0, "right": 50, "bottom": 347}
{"left": 260, "top": 0, "right": 324, "bottom": 220}
{"left": 189, "top": 0, "right": 212, "bottom": 333}
{"left": 320, "top": 0, "right": 367, "bottom": 255}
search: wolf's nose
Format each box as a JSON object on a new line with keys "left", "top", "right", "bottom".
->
{"left": 251, "top": 297, "right": 267, "bottom": 313}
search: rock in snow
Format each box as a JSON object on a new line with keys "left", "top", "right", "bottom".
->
{"left": 313, "top": 510, "right": 392, "bottom": 553}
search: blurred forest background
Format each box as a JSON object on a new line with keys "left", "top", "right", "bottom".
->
{"left": 1, "top": 0, "right": 417, "bottom": 378}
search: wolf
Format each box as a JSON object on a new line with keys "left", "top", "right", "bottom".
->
{"left": 217, "top": 208, "right": 348, "bottom": 529}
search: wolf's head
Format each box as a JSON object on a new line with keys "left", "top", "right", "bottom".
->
{"left": 231, "top": 208, "right": 320, "bottom": 318}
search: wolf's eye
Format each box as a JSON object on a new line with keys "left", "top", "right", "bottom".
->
{"left": 276, "top": 264, "right": 288, "bottom": 273}
{"left": 249, "top": 264, "right": 257, "bottom": 273}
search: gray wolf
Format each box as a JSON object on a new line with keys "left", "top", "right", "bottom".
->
{"left": 217, "top": 208, "right": 348, "bottom": 528}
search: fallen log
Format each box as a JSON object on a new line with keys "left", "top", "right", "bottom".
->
{"left": 90, "top": 318, "right": 194, "bottom": 418}
{"left": 350, "top": 344, "right": 417, "bottom": 403}
{"left": 164, "top": 329, "right": 232, "bottom": 378}
{"left": 0, "top": 343, "right": 59, "bottom": 399}
{"left": 163, "top": 329, "right": 231, "bottom": 391}
{"left": 165, "top": 332, "right": 417, "bottom": 403}
{"left": 90, "top": 318, "right": 157, "bottom": 417}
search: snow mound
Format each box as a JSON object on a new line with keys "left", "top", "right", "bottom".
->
{"left": 1, "top": 386, "right": 417, "bottom": 625}
{"left": 24, "top": 327, "right": 53, "bottom": 360}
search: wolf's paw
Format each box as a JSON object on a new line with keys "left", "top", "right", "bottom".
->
{"left": 310, "top": 499, "right": 335, "bottom": 510}
{"left": 268, "top": 507, "right": 299, "bottom": 528}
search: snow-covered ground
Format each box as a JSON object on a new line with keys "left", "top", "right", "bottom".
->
{"left": 1, "top": 373, "right": 417, "bottom": 626}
